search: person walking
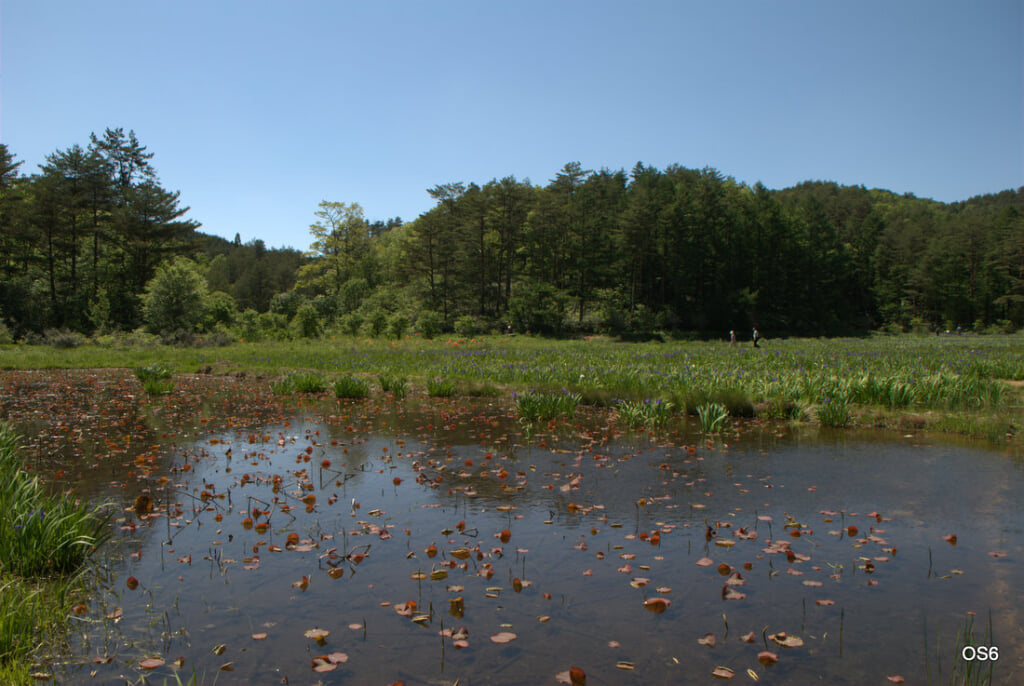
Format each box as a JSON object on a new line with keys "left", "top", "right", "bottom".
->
{"left": 752, "top": 328, "right": 761, "bottom": 348}
{"left": 729, "top": 330, "right": 736, "bottom": 345}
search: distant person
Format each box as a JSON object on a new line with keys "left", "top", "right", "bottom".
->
{"left": 729, "top": 330, "right": 736, "bottom": 345}
{"left": 752, "top": 328, "right": 761, "bottom": 348}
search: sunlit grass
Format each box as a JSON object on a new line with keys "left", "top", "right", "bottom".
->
{"left": 4, "top": 333, "right": 1023, "bottom": 439}
{"left": 516, "top": 390, "right": 581, "bottom": 422}
{"left": 333, "top": 375, "right": 370, "bottom": 399}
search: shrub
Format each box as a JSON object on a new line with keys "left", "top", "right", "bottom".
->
{"left": 387, "top": 313, "right": 409, "bottom": 340}
{"left": 364, "top": 309, "right": 388, "bottom": 338}
{"left": 44, "top": 328, "right": 86, "bottom": 349}
{"left": 334, "top": 376, "right": 370, "bottom": 399}
{"left": 143, "top": 257, "right": 208, "bottom": 334}
{"left": 339, "top": 312, "right": 364, "bottom": 337}
{"left": 453, "top": 315, "right": 480, "bottom": 337}
{"left": 290, "top": 303, "right": 323, "bottom": 339}
{"left": 417, "top": 311, "right": 443, "bottom": 339}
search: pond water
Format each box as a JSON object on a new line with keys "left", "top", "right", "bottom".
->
{"left": 2, "top": 371, "right": 1022, "bottom": 685}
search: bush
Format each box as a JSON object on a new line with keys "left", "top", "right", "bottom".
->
{"left": 339, "top": 312, "right": 365, "bottom": 337}
{"left": 453, "top": 315, "right": 480, "bottom": 337}
{"left": 290, "top": 303, "right": 323, "bottom": 339}
{"left": 44, "top": 328, "right": 86, "bottom": 349}
{"left": 417, "top": 311, "right": 444, "bottom": 339}
{"left": 387, "top": 313, "right": 409, "bottom": 340}
{"left": 510, "top": 281, "right": 564, "bottom": 335}
{"left": 364, "top": 309, "right": 388, "bottom": 338}
{"left": 143, "top": 257, "right": 208, "bottom": 334}
{"left": 203, "top": 290, "right": 238, "bottom": 329}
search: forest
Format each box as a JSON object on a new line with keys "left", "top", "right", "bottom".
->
{"left": 1, "top": 128, "right": 1022, "bottom": 344}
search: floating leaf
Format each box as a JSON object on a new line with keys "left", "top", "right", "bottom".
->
{"left": 757, "top": 651, "right": 778, "bottom": 666}
{"left": 643, "top": 597, "right": 670, "bottom": 614}
{"left": 711, "top": 666, "right": 734, "bottom": 679}
{"left": 696, "top": 557, "right": 715, "bottom": 567}
{"left": 490, "top": 631, "right": 517, "bottom": 643}
{"left": 139, "top": 657, "right": 165, "bottom": 670}
{"left": 698, "top": 633, "right": 716, "bottom": 647}
{"left": 252, "top": 632, "right": 267, "bottom": 640}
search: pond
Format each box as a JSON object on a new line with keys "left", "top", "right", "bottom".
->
{"left": 2, "top": 371, "right": 1022, "bottom": 685}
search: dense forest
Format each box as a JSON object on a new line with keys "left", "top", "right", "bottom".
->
{"left": 1, "top": 129, "right": 1022, "bottom": 344}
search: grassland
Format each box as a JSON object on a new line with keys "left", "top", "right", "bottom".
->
{"left": 2, "top": 333, "right": 1022, "bottom": 441}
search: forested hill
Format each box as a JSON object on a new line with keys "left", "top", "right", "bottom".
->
{"left": 1, "top": 131, "right": 1021, "bottom": 342}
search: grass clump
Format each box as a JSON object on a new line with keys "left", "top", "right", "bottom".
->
{"left": 616, "top": 399, "right": 675, "bottom": 429}
{"left": 516, "top": 391, "right": 581, "bottom": 422}
{"left": 696, "top": 402, "right": 729, "bottom": 433}
{"left": 816, "top": 396, "right": 852, "bottom": 428}
{"left": 0, "top": 424, "right": 110, "bottom": 682}
{"left": 334, "top": 375, "right": 371, "bottom": 399}
{"left": 427, "top": 378, "right": 456, "bottom": 398}
{"left": 271, "top": 371, "right": 328, "bottom": 394}
{"left": 134, "top": 363, "right": 172, "bottom": 383}
{"left": 378, "top": 374, "right": 408, "bottom": 399}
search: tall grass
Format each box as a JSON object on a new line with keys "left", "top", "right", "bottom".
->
{"left": 615, "top": 399, "right": 674, "bottom": 429}
{"left": 271, "top": 371, "right": 328, "bottom": 394}
{"left": 427, "top": 378, "right": 456, "bottom": 398}
{"left": 516, "top": 391, "right": 581, "bottom": 421}
{"left": 696, "top": 402, "right": 729, "bottom": 433}
{"left": 378, "top": 374, "right": 408, "bottom": 399}
{"left": 334, "top": 376, "right": 371, "bottom": 399}
{"left": 0, "top": 424, "right": 110, "bottom": 683}
{"left": 0, "top": 427, "right": 111, "bottom": 577}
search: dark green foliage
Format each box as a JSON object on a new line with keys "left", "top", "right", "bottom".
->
{"left": 4, "top": 129, "right": 1022, "bottom": 338}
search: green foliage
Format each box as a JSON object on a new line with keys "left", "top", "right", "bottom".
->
{"left": 417, "top": 311, "right": 443, "bottom": 339}
{"left": 203, "top": 290, "right": 238, "bottom": 329}
{"left": 143, "top": 257, "right": 209, "bottom": 335}
{"left": 510, "top": 281, "right": 563, "bottom": 335}
{"left": 696, "top": 402, "right": 730, "bottom": 433}
{"left": 453, "top": 315, "right": 480, "bottom": 337}
{"left": 134, "top": 363, "right": 172, "bottom": 382}
{"left": 378, "top": 374, "right": 408, "bottom": 399}
{"left": 271, "top": 371, "right": 327, "bottom": 394}
{"left": 0, "top": 424, "right": 111, "bottom": 578}
{"left": 816, "top": 396, "right": 851, "bottom": 428}
{"left": 339, "top": 312, "right": 365, "bottom": 337}
{"left": 333, "top": 375, "right": 370, "bottom": 399}
{"left": 515, "top": 391, "right": 581, "bottom": 421}
{"left": 616, "top": 399, "right": 674, "bottom": 429}
{"left": 290, "top": 303, "right": 323, "bottom": 339}
{"left": 426, "top": 378, "right": 456, "bottom": 398}
{"left": 387, "top": 313, "right": 409, "bottom": 340}
{"left": 364, "top": 309, "right": 388, "bottom": 338}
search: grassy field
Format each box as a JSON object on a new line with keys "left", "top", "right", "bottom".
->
{"left": 2, "top": 332, "right": 1022, "bottom": 441}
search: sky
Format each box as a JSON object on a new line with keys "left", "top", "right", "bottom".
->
{"left": 2, "top": 1, "right": 1022, "bottom": 250}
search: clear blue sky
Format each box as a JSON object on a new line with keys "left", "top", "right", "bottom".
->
{"left": 2, "top": 1, "right": 1021, "bottom": 250}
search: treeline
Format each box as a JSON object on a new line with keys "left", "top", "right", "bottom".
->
{"left": 2, "top": 131, "right": 1022, "bottom": 343}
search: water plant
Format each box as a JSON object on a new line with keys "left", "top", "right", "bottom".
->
{"left": 516, "top": 390, "right": 581, "bottom": 421}
{"left": 334, "top": 375, "right": 371, "bottom": 399}
{"left": 378, "top": 374, "right": 408, "bottom": 399}
{"left": 696, "top": 402, "right": 729, "bottom": 433}
{"left": 426, "top": 378, "right": 456, "bottom": 398}
{"left": 271, "top": 371, "right": 328, "bottom": 394}
{"left": 134, "top": 363, "right": 172, "bottom": 384}
{"left": 616, "top": 398, "right": 674, "bottom": 429}
{"left": 816, "top": 396, "right": 851, "bottom": 428}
